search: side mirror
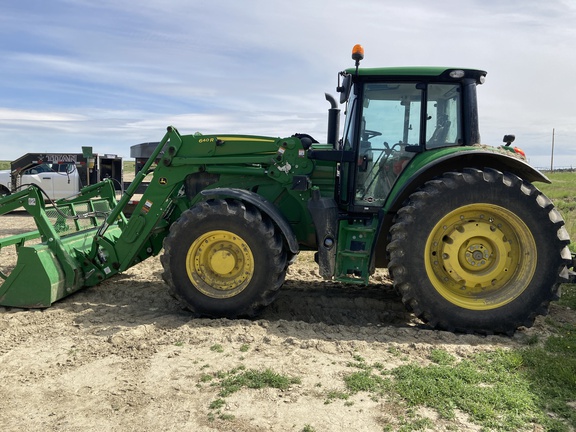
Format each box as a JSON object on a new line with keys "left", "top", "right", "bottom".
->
{"left": 503, "top": 134, "right": 516, "bottom": 146}
{"left": 337, "top": 73, "right": 352, "bottom": 104}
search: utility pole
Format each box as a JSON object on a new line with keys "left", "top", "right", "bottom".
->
{"left": 550, "top": 128, "right": 555, "bottom": 172}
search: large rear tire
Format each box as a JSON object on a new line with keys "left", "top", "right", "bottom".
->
{"left": 161, "top": 199, "right": 287, "bottom": 318}
{"left": 387, "top": 168, "right": 571, "bottom": 334}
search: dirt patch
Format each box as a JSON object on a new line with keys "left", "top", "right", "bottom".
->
{"left": 0, "top": 211, "right": 573, "bottom": 431}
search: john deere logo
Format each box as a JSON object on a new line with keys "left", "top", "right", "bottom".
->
{"left": 159, "top": 177, "right": 168, "bottom": 185}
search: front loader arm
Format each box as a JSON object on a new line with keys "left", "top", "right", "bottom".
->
{"left": 80, "top": 127, "right": 189, "bottom": 285}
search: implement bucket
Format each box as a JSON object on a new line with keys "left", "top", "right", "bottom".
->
{"left": 0, "top": 180, "right": 124, "bottom": 307}
{"left": 1, "top": 239, "right": 66, "bottom": 307}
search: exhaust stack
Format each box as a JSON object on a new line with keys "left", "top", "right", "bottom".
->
{"left": 325, "top": 93, "right": 340, "bottom": 148}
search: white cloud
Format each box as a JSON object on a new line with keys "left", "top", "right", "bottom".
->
{"left": 0, "top": 108, "right": 86, "bottom": 122}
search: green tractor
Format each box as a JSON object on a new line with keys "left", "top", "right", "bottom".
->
{"left": 0, "top": 45, "right": 571, "bottom": 334}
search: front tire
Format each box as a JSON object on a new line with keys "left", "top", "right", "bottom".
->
{"left": 0, "top": 186, "right": 10, "bottom": 199}
{"left": 161, "top": 199, "right": 287, "bottom": 318}
{"left": 387, "top": 168, "right": 571, "bottom": 334}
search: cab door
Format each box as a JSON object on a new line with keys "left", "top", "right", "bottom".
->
{"left": 21, "top": 164, "right": 55, "bottom": 199}
{"left": 350, "top": 82, "right": 422, "bottom": 210}
{"left": 50, "top": 163, "right": 77, "bottom": 199}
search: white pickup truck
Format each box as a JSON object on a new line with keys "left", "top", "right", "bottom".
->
{"left": 0, "top": 152, "right": 123, "bottom": 201}
{"left": 0, "top": 162, "right": 81, "bottom": 200}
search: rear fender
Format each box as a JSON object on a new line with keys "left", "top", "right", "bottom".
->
{"left": 374, "top": 150, "right": 549, "bottom": 268}
{"left": 200, "top": 188, "right": 299, "bottom": 255}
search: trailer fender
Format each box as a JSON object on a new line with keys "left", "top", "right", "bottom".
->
{"left": 200, "top": 188, "right": 299, "bottom": 255}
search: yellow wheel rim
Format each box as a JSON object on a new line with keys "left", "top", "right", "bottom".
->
{"left": 186, "top": 230, "right": 254, "bottom": 298}
{"left": 424, "top": 204, "right": 537, "bottom": 310}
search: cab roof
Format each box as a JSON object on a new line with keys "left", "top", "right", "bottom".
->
{"left": 345, "top": 67, "right": 487, "bottom": 84}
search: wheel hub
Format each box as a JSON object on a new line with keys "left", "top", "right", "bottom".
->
{"left": 210, "top": 250, "right": 236, "bottom": 274}
{"left": 468, "top": 243, "right": 489, "bottom": 264}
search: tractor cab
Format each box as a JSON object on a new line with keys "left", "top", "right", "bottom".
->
{"left": 336, "top": 45, "right": 486, "bottom": 212}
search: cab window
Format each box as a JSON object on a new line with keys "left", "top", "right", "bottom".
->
{"left": 426, "top": 84, "right": 462, "bottom": 148}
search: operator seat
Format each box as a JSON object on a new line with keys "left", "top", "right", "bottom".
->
{"left": 427, "top": 114, "right": 451, "bottom": 146}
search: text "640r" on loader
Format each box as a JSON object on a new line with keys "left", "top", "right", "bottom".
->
{"left": 0, "top": 45, "right": 572, "bottom": 334}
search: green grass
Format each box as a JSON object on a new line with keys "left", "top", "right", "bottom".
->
{"left": 391, "top": 350, "right": 539, "bottom": 430}
{"left": 559, "top": 283, "right": 576, "bottom": 310}
{"left": 123, "top": 160, "right": 135, "bottom": 172}
{"left": 522, "top": 333, "right": 576, "bottom": 429}
{"left": 201, "top": 365, "right": 301, "bottom": 423}
{"left": 217, "top": 367, "right": 301, "bottom": 397}
{"left": 210, "top": 343, "right": 224, "bottom": 353}
{"left": 339, "top": 343, "right": 576, "bottom": 431}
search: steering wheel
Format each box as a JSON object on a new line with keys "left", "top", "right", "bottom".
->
{"left": 363, "top": 129, "right": 382, "bottom": 141}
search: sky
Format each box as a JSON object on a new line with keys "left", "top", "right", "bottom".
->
{"left": 1, "top": 0, "right": 575, "bottom": 169}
